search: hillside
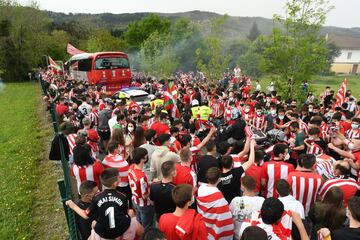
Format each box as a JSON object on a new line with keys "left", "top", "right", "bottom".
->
{"left": 47, "top": 10, "right": 360, "bottom": 39}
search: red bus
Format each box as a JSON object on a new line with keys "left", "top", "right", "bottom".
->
{"left": 65, "top": 52, "right": 131, "bottom": 92}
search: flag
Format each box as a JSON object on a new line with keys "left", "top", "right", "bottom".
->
{"left": 48, "top": 56, "right": 60, "bottom": 70}
{"left": 67, "top": 43, "right": 86, "bottom": 56}
{"left": 164, "top": 82, "right": 180, "bottom": 118}
{"left": 336, "top": 79, "right": 347, "bottom": 107}
{"left": 197, "top": 185, "right": 234, "bottom": 239}
{"left": 167, "top": 81, "right": 178, "bottom": 99}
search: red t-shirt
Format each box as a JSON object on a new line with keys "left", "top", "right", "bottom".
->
{"left": 159, "top": 213, "right": 181, "bottom": 240}
{"left": 340, "top": 121, "right": 352, "bottom": 134}
{"left": 56, "top": 103, "right": 69, "bottom": 116}
{"left": 151, "top": 121, "right": 170, "bottom": 137}
{"left": 173, "top": 164, "right": 197, "bottom": 188}
{"left": 170, "top": 139, "right": 182, "bottom": 153}
{"left": 245, "top": 165, "right": 262, "bottom": 193}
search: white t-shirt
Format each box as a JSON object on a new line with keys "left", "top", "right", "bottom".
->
{"left": 108, "top": 116, "right": 117, "bottom": 130}
{"left": 79, "top": 102, "right": 91, "bottom": 116}
{"left": 279, "top": 195, "right": 305, "bottom": 219}
{"left": 230, "top": 195, "right": 265, "bottom": 239}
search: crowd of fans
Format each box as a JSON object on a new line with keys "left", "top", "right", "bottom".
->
{"left": 41, "top": 67, "right": 360, "bottom": 240}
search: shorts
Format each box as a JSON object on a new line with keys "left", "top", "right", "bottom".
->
{"left": 98, "top": 129, "right": 110, "bottom": 141}
{"left": 90, "top": 217, "right": 140, "bottom": 240}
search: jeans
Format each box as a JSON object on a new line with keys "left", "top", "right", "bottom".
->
{"left": 132, "top": 202, "right": 154, "bottom": 230}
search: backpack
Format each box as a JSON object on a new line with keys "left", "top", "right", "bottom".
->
{"left": 49, "top": 133, "right": 70, "bottom": 161}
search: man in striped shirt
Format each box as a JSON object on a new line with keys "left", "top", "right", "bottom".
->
{"left": 197, "top": 167, "right": 234, "bottom": 240}
{"left": 102, "top": 141, "right": 131, "bottom": 206}
{"left": 287, "top": 154, "right": 323, "bottom": 216}
{"left": 319, "top": 165, "right": 359, "bottom": 205}
{"left": 261, "top": 143, "right": 295, "bottom": 198}
{"left": 346, "top": 118, "right": 360, "bottom": 139}
{"left": 239, "top": 198, "right": 308, "bottom": 240}
{"left": 89, "top": 103, "right": 99, "bottom": 128}
{"left": 128, "top": 147, "right": 154, "bottom": 230}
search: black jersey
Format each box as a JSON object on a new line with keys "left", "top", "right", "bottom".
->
{"left": 85, "top": 189, "right": 131, "bottom": 239}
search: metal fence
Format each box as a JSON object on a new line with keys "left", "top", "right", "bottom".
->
{"left": 39, "top": 76, "right": 79, "bottom": 240}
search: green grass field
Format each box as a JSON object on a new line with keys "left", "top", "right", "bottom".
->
{"left": 0, "top": 82, "right": 66, "bottom": 239}
{"left": 258, "top": 75, "right": 360, "bottom": 97}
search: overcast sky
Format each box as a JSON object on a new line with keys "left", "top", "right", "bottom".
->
{"left": 19, "top": 0, "right": 360, "bottom": 28}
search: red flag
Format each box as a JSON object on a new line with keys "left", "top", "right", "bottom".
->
{"left": 67, "top": 43, "right": 85, "bottom": 56}
{"left": 336, "top": 79, "right": 347, "bottom": 107}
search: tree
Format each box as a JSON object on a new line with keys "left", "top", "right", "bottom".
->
{"left": 322, "top": 42, "right": 341, "bottom": 75}
{"left": 247, "top": 21, "right": 261, "bottom": 41}
{"left": 0, "top": 1, "right": 52, "bottom": 81}
{"left": 196, "top": 15, "right": 230, "bottom": 82}
{"left": 86, "top": 28, "right": 127, "bottom": 53}
{"left": 262, "top": 0, "right": 333, "bottom": 100}
{"left": 123, "top": 14, "right": 171, "bottom": 50}
{"left": 139, "top": 31, "right": 178, "bottom": 77}
{"left": 45, "top": 30, "right": 70, "bottom": 61}
{"left": 237, "top": 36, "right": 268, "bottom": 78}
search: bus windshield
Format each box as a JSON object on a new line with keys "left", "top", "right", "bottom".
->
{"left": 94, "top": 57, "right": 129, "bottom": 70}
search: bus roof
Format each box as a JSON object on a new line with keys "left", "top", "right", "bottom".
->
{"left": 67, "top": 52, "right": 128, "bottom": 62}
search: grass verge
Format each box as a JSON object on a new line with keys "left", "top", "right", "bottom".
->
{"left": 0, "top": 82, "right": 66, "bottom": 239}
{"left": 258, "top": 74, "right": 360, "bottom": 97}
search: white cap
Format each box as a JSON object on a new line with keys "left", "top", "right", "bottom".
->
{"left": 191, "top": 99, "right": 199, "bottom": 106}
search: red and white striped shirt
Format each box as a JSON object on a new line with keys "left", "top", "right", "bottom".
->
{"left": 102, "top": 153, "right": 129, "bottom": 187}
{"left": 67, "top": 133, "right": 77, "bottom": 156}
{"left": 287, "top": 171, "right": 322, "bottom": 215}
{"left": 251, "top": 114, "right": 266, "bottom": 129}
{"left": 315, "top": 154, "right": 336, "bottom": 180}
{"left": 346, "top": 129, "right": 360, "bottom": 139}
{"left": 224, "top": 107, "right": 233, "bottom": 122}
{"left": 230, "top": 154, "right": 247, "bottom": 168}
{"left": 89, "top": 110, "right": 99, "bottom": 127}
{"left": 306, "top": 142, "right": 324, "bottom": 155}
{"left": 71, "top": 161, "right": 104, "bottom": 192}
{"left": 148, "top": 117, "right": 156, "bottom": 128}
{"left": 319, "top": 178, "right": 359, "bottom": 205}
{"left": 319, "top": 123, "right": 329, "bottom": 140}
{"left": 284, "top": 120, "right": 308, "bottom": 134}
{"left": 128, "top": 165, "right": 151, "bottom": 207}
{"left": 210, "top": 100, "right": 224, "bottom": 118}
{"left": 197, "top": 184, "right": 234, "bottom": 240}
{"left": 240, "top": 210, "right": 293, "bottom": 240}
{"left": 261, "top": 161, "right": 295, "bottom": 198}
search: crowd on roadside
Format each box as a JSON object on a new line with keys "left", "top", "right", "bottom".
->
{"left": 40, "top": 66, "right": 360, "bottom": 240}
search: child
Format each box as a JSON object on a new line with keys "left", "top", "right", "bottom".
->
{"left": 66, "top": 168, "right": 144, "bottom": 240}
{"left": 75, "top": 181, "right": 98, "bottom": 240}
{"left": 159, "top": 184, "right": 207, "bottom": 240}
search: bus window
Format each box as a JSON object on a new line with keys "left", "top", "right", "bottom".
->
{"left": 94, "top": 57, "right": 129, "bottom": 70}
{"left": 78, "top": 58, "right": 92, "bottom": 72}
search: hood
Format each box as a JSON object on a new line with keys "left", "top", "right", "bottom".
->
{"left": 153, "top": 146, "right": 170, "bottom": 157}
{"left": 175, "top": 209, "right": 196, "bottom": 238}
